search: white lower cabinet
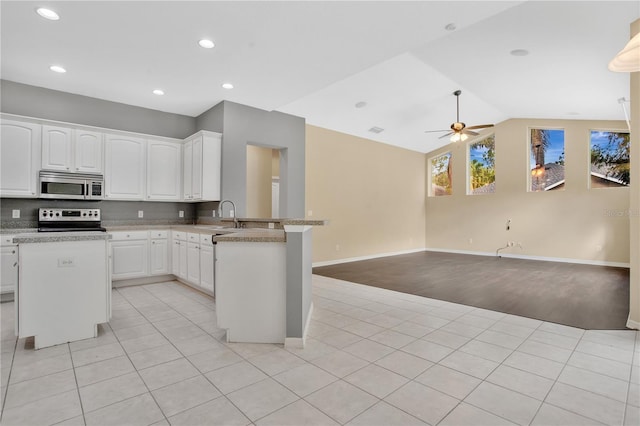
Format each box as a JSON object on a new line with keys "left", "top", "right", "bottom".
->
{"left": 187, "top": 241, "right": 201, "bottom": 284}
{"left": 149, "top": 230, "right": 169, "bottom": 275}
{"left": 1, "top": 236, "right": 18, "bottom": 295}
{"left": 200, "top": 243, "right": 214, "bottom": 294}
{"left": 110, "top": 231, "right": 149, "bottom": 280}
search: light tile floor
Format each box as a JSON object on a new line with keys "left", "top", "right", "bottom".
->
{"left": 0, "top": 275, "right": 639, "bottom": 425}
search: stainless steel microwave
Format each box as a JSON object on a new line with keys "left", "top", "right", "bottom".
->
{"left": 39, "top": 171, "right": 104, "bottom": 200}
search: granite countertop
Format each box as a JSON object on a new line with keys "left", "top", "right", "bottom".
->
{"left": 213, "top": 228, "right": 286, "bottom": 243}
{"left": 13, "top": 231, "right": 112, "bottom": 244}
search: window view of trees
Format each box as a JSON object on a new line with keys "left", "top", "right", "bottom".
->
{"left": 590, "top": 131, "right": 630, "bottom": 188}
{"left": 469, "top": 134, "right": 495, "bottom": 194}
{"left": 430, "top": 152, "right": 452, "bottom": 196}
{"left": 530, "top": 128, "right": 565, "bottom": 192}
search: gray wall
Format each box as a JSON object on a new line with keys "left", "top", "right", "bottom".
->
{"left": 196, "top": 101, "right": 306, "bottom": 218}
{"left": 1, "top": 198, "right": 196, "bottom": 228}
{"left": 1, "top": 80, "right": 196, "bottom": 139}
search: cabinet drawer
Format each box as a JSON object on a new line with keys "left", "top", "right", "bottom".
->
{"left": 110, "top": 231, "right": 148, "bottom": 241}
{"left": 200, "top": 234, "right": 213, "bottom": 246}
{"left": 1, "top": 235, "right": 16, "bottom": 245}
{"left": 187, "top": 233, "right": 199, "bottom": 242}
{"left": 150, "top": 230, "right": 168, "bottom": 239}
{"left": 172, "top": 231, "right": 186, "bottom": 241}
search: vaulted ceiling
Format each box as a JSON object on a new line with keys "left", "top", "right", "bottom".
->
{"left": 1, "top": 1, "right": 637, "bottom": 153}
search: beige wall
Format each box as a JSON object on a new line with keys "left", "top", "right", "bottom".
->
{"left": 306, "top": 125, "right": 426, "bottom": 263}
{"left": 426, "top": 118, "right": 630, "bottom": 264}
{"left": 628, "top": 19, "right": 639, "bottom": 327}
{"left": 246, "top": 145, "right": 273, "bottom": 218}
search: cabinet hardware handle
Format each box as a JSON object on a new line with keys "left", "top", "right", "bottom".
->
{"left": 12, "top": 250, "right": 15, "bottom": 254}
{"left": 13, "top": 262, "right": 17, "bottom": 267}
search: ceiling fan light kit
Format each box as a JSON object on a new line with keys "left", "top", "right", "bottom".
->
{"left": 608, "top": 32, "right": 640, "bottom": 72}
{"left": 425, "top": 90, "right": 494, "bottom": 143}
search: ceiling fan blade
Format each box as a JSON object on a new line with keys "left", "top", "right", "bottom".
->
{"left": 438, "top": 132, "right": 454, "bottom": 139}
{"left": 424, "top": 129, "right": 450, "bottom": 133}
{"left": 462, "top": 130, "right": 479, "bottom": 136}
{"left": 466, "top": 124, "right": 494, "bottom": 130}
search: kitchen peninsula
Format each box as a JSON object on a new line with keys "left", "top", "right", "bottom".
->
{"left": 108, "top": 218, "right": 327, "bottom": 348}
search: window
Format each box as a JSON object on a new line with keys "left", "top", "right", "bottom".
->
{"left": 469, "top": 134, "right": 495, "bottom": 194}
{"left": 590, "top": 130, "right": 629, "bottom": 188}
{"left": 430, "top": 152, "right": 452, "bottom": 196}
{"left": 530, "top": 128, "right": 565, "bottom": 192}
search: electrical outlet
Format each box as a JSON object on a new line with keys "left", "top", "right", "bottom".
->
{"left": 179, "top": 210, "right": 184, "bottom": 218}
{"left": 212, "top": 210, "right": 216, "bottom": 217}
{"left": 468, "top": 238, "right": 473, "bottom": 244}
{"left": 138, "top": 210, "right": 144, "bottom": 218}
{"left": 308, "top": 210, "right": 313, "bottom": 217}
{"left": 12, "top": 209, "right": 20, "bottom": 219}
{"left": 229, "top": 209, "right": 235, "bottom": 218}
{"left": 268, "top": 222, "right": 275, "bottom": 229}
{"left": 335, "top": 244, "right": 341, "bottom": 251}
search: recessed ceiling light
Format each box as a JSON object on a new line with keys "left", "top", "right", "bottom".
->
{"left": 153, "top": 89, "right": 165, "bottom": 96}
{"left": 444, "top": 23, "right": 457, "bottom": 31}
{"left": 198, "top": 39, "right": 215, "bottom": 49}
{"left": 355, "top": 101, "right": 367, "bottom": 109}
{"left": 222, "top": 83, "right": 234, "bottom": 90}
{"left": 49, "top": 65, "right": 66, "bottom": 73}
{"left": 510, "top": 49, "right": 530, "bottom": 57}
{"left": 368, "top": 126, "right": 384, "bottom": 134}
{"left": 36, "top": 8, "right": 59, "bottom": 20}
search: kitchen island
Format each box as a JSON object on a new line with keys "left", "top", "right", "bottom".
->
{"left": 13, "top": 232, "right": 111, "bottom": 349}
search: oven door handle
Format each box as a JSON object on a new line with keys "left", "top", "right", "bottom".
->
{"left": 85, "top": 182, "right": 90, "bottom": 200}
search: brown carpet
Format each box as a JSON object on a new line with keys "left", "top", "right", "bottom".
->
{"left": 313, "top": 251, "right": 630, "bottom": 330}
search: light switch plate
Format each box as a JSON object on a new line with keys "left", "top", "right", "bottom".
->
{"left": 138, "top": 210, "right": 144, "bottom": 218}
{"left": 12, "top": 209, "right": 20, "bottom": 219}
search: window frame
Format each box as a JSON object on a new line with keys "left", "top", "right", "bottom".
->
{"left": 588, "top": 128, "right": 630, "bottom": 190}
{"left": 428, "top": 151, "right": 452, "bottom": 197}
{"left": 527, "top": 126, "right": 566, "bottom": 193}
{"left": 466, "top": 133, "right": 496, "bottom": 196}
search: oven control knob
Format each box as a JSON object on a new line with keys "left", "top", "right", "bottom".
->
{"left": 55, "top": 212, "right": 60, "bottom": 217}
{"left": 42, "top": 212, "right": 48, "bottom": 217}
{"left": 83, "top": 213, "right": 87, "bottom": 216}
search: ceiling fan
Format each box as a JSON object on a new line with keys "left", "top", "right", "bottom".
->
{"left": 425, "top": 90, "right": 494, "bottom": 142}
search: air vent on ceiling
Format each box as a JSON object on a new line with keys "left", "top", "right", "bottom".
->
{"left": 368, "top": 126, "right": 384, "bottom": 134}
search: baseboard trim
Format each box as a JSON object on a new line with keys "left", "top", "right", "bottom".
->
{"left": 423, "top": 248, "right": 630, "bottom": 268}
{"left": 312, "top": 248, "right": 426, "bottom": 268}
{"left": 626, "top": 318, "right": 640, "bottom": 330}
{"left": 314, "top": 247, "right": 629, "bottom": 269}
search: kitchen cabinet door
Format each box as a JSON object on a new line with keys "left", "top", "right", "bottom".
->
{"left": 179, "top": 241, "right": 188, "bottom": 280}
{"left": 147, "top": 140, "right": 181, "bottom": 201}
{"left": 42, "top": 125, "right": 73, "bottom": 171}
{"left": 187, "top": 242, "right": 200, "bottom": 284}
{"left": 171, "top": 240, "right": 181, "bottom": 275}
{"left": 1, "top": 245, "right": 18, "bottom": 294}
{"left": 182, "top": 131, "right": 221, "bottom": 201}
{"left": 0, "top": 119, "right": 41, "bottom": 197}
{"left": 200, "top": 244, "right": 214, "bottom": 294}
{"left": 74, "top": 129, "right": 103, "bottom": 173}
{"left": 110, "top": 240, "right": 148, "bottom": 280}
{"left": 105, "top": 134, "right": 146, "bottom": 200}
{"left": 150, "top": 238, "right": 169, "bottom": 275}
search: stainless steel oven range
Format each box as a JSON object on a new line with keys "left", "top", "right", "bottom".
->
{"left": 38, "top": 208, "right": 106, "bottom": 232}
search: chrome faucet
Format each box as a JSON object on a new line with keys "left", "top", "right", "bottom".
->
{"left": 218, "top": 200, "right": 239, "bottom": 228}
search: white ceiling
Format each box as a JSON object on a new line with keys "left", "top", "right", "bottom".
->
{"left": 1, "top": 1, "right": 638, "bottom": 153}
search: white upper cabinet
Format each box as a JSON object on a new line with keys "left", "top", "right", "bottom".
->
{"left": 41, "top": 125, "right": 73, "bottom": 171}
{"left": 42, "top": 125, "right": 103, "bottom": 173}
{"left": 0, "top": 119, "right": 41, "bottom": 197}
{"left": 183, "top": 131, "right": 221, "bottom": 202}
{"left": 105, "top": 134, "right": 146, "bottom": 200}
{"left": 147, "top": 139, "right": 181, "bottom": 201}
{"left": 74, "top": 129, "right": 103, "bottom": 173}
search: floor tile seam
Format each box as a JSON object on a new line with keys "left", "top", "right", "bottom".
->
{"left": 541, "top": 400, "right": 610, "bottom": 426}
{"left": 308, "top": 353, "right": 372, "bottom": 381}
{"left": 539, "top": 340, "right": 627, "bottom": 425}
{"left": 272, "top": 368, "right": 340, "bottom": 399}
{"left": 164, "top": 393, "right": 247, "bottom": 424}
{"left": 0, "top": 336, "right": 18, "bottom": 423}
{"left": 67, "top": 342, "right": 88, "bottom": 426}
{"left": 6, "top": 355, "right": 76, "bottom": 385}
{"left": 456, "top": 388, "right": 543, "bottom": 425}
{"left": 578, "top": 334, "right": 638, "bottom": 350}
{"left": 301, "top": 379, "right": 382, "bottom": 425}
{"left": 622, "top": 334, "right": 640, "bottom": 425}
{"left": 455, "top": 343, "right": 513, "bottom": 364}
{"left": 535, "top": 324, "right": 586, "bottom": 340}
{"left": 525, "top": 334, "right": 581, "bottom": 352}
{"left": 572, "top": 346, "right": 635, "bottom": 365}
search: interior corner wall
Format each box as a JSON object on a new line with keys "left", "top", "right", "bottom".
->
{"left": 425, "top": 118, "right": 630, "bottom": 265}
{"left": 627, "top": 18, "right": 639, "bottom": 328}
{"left": 0, "top": 80, "right": 196, "bottom": 139}
{"left": 306, "top": 125, "right": 426, "bottom": 263}
{"left": 210, "top": 101, "right": 305, "bottom": 218}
